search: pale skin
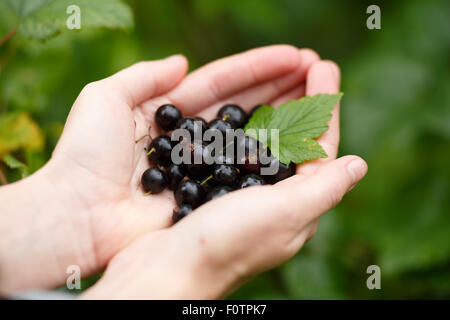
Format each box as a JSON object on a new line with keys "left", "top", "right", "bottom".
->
{"left": 0, "top": 45, "right": 367, "bottom": 299}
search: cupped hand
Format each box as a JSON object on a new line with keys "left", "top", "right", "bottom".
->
{"left": 79, "top": 47, "right": 368, "bottom": 299}
{"left": 40, "top": 45, "right": 321, "bottom": 282}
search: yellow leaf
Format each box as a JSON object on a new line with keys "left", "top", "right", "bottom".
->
{"left": 0, "top": 112, "right": 45, "bottom": 156}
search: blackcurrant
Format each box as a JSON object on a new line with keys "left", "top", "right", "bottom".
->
{"left": 212, "top": 164, "right": 239, "bottom": 186}
{"left": 175, "top": 180, "right": 205, "bottom": 208}
{"left": 239, "top": 174, "right": 265, "bottom": 188}
{"left": 196, "top": 176, "right": 214, "bottom": 194}
{"left": 206, "top": 186, "right": 234, "bottom": 201}
{"left": 235, "top": 135, "right": 261, "bottom": 155}
{"left": 208, "top": 118, "right": 234, "bottom": 138}
{"left": 167, "top": 164, "right": 186, "bottom": 190}
{"left": 184, "top": 142, "right": 212, "bottom": 180}
{"left": 217, "top": 104, "right": 248, "bottom": 128}
{"left": 236, "top": 135, "right": 266, "bottom": 174}
{"left": 263, "top": 158, "right": 296, "bottom": 184}
{"left": 147, "top": 135, "right": 173, "bottom": 167}
{"left": 172, "top": 204, "right": 193, "bottom": 223}
{"left": 176, "top": 117, "right": 205, "bottom": 141}
{"left": 194, "top": 117, "right": 208, "bottom": 132}
{"left": 155, "top": 104, "right": 182, "bottom": 131}
{"left": 237, "top": 151, "right": 262, "bottom": 174}
{"left": 214, "top": 152, "right": 235, "bottom": 165}
{"left": 141, "top": 168, "right": 167, "bottom": 194}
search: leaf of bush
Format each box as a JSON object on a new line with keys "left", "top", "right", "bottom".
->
{"left": 2, "top": 154, "right": 30, "bottom": 178}
{"left": 245, "top": 93, "right": 342, "bottom": 164}
{"left": 5, "top": 0, "right": 53, "bottom": 17}
{"left": 6, "top": 0, "right": 133, "bottom": 40}
{"left": 0, "top": 113, "right": 45, "bottom": 156}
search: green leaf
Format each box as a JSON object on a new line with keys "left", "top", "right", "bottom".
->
{"left": 244, "top": 105, "right": 274, "bottom": 145}
{"left": 2, "top": 154, "right": 30, "bottom": 178}
{"left": 0, "top": 1, "right": 20, "bottom": 37}
{"left": 244, "top": 93, "right": 343, "bottom": 164}
{"left": 5, "top": 0, "right": 133, "bottom": 41}
{"left": 5, "top": 0, "right": 54, "bottom": 18}
{"left": 0, "top": 113, "right": 45, "bottom": 156}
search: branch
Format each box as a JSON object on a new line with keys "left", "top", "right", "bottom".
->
{"left": 0, "top": 166, "right": 7, "bottom": 185}
{"left": 0, "top": 28, "right": 17, "bottom": 47}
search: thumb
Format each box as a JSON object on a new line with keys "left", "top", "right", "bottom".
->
{"left": 280, "top": 155, "right": 368, "bottom": 223}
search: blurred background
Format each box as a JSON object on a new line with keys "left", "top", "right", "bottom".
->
{"left": 0, "top": 0, "right": 449, "bottom": 299}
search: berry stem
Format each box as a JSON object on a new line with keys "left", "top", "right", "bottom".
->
{"left": 143, "top": 191, "right": 152, "bottom": 196}
{"left": 222, "top": 114, "right": 230, "bottom": 121}
{"left": 0, "top": 166, "right": 7, "bottom": 185}
{"left": 135, "top": 134, "right": 150, "bottom": 144}
{"left": 200, "top": 175, "right": 213, "bottom": 185}
{"left": 219, "top": 140, "right": 235, "bottom": 155}
{"left": 147, "top": 147, "right": 156, "bottom": 156}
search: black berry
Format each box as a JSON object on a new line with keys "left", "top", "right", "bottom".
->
{"left": 214, "top": 152, "right": 235, "bottom": 165}
{"left": 239, "top": 174, "right": 265, "bottom": 188}
{"left": 196, "top": 176, "right": 214, "bottom": 194}
{"left": 263, "top": 158, "right": 296, "bottom": 184}
{"left": 194, "top": 117, "right": 208, "bottom": 132}
{"left": 184, "top": 142, "right": 212, "bottom": 180}
{"left": 208, "top": 118, "right": 234, "bottom": 138}
{"left": 236, "top": 136, "right": 264, "bottom": 174}
{"left": 206, "top": 186, "right": 234, "bottom": 201}
{"left": 217, "top": 104, "right": 248, "bottom": 128}
{"left": 167, "top": 164, "right": 186, "bottom": 190}
{"left": 176, "top": 117, "right": 205, "bottom": 141}
{"left": 212, "top": 164, "right": 239, "bottom": 186}
{"left": 172, "top": 204, "right": 193, "bottom": 223}
{"left": 238, "top": 151, "right": 262, "bottom": 174}
{"left": 235, "top": 135, "right": 261, "bottom": 155}
{"left": 147, "top": 135, "right": 173, "bottom": 167}
{"left": 155, "top": 104, "right": 182, "bottom": 131}
{"left": 175, "top": 180, "right": 205, "bottom": 208}
{"left": 141, "top": 168, "right": 167, "bottom": 194}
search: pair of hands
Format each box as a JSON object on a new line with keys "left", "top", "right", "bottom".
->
{"left": 0, "top": 45, "right": 367, "bottom": 299}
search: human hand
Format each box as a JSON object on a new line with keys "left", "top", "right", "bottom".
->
{"left": 0, "top": 45, "right": 321, "bottom": 292}
{"left": 81, "top": 50, "right": 368, "bottom": 299}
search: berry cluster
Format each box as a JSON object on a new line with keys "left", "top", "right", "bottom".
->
{"left": 141, "top": 104, "right": 296, "bottom": 223}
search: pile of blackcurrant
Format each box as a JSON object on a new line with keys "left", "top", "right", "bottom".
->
{"left": 141, "top": 103, "right": 296, "bottom": 223}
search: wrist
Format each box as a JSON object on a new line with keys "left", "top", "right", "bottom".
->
{"left": 0, "top": 161, "right": 96, "bottom": 294}
{"left": 81, "top": 229, "right": 236, "bottom": 299}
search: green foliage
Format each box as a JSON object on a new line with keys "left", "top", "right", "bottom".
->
{"left": 3, "top": 0, "right": 133, "bottom": 40}
{"left": 0, "top": 0, "right": 449, "bottom": 299}
{"left": 0, "top": 112, "right": 44, "bottom": 155}
{"left": 2, "top": 153, "right": 29, "bottom": 178}
{"left": 245, "top": 94, "right": 342, "bottom": 164}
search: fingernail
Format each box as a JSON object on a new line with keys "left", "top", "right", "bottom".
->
{"left": 347, "top": 159, "right": 367, "bottom": 184}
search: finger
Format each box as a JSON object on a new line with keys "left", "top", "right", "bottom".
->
{"left": 297, "top": 60, "right": 341, "bottom": 175}
{"left": 281, "top": 155, "right": 367, "bottom": 224}
{"left": 195, "top": 49, "right": 319, "bottom": 120}
{"left": 167, "top": 45, "right": 308, "bottom": 115}
{"left": 103, "top": 55, "right": 188, "bottom": 107}
{"left": 168, "top": 156, "right": 366, "bottom": 294}
{"left": 269, "top": 83, "right": 306, "bottom": 107}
